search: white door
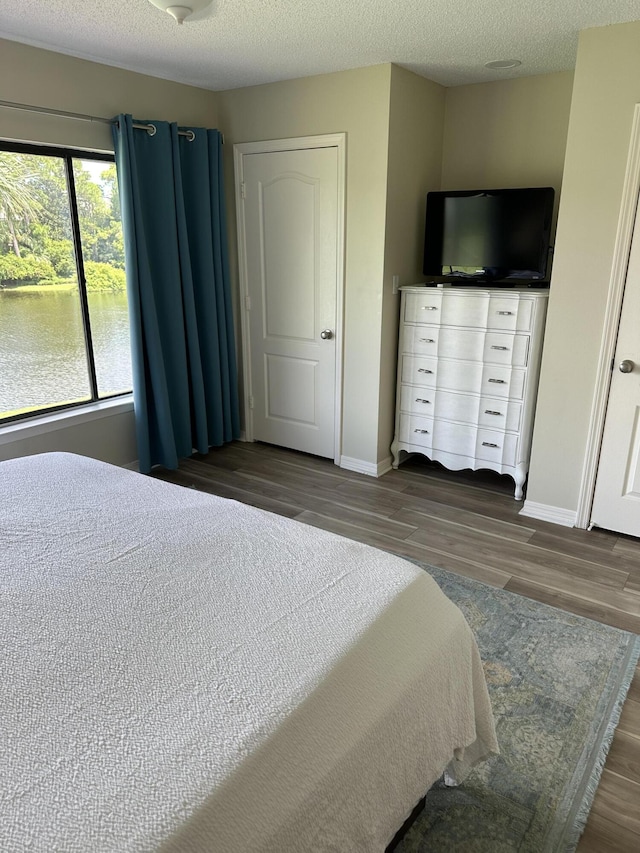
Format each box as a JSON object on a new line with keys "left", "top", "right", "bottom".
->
{"left": 591, "top": 200, "right": 640, "bottom": 536}
{"left": 238, "top": 144, "right": 340, "bottom": 459}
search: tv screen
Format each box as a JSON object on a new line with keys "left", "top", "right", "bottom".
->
{"left": 423, "top": 187, "right": 555, "bottom": 284}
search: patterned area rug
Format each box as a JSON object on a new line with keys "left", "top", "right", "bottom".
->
{"left": 393, "top": 565, "right": 640, "bottom": 853}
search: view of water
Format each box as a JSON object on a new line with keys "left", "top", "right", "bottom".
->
{"left": 0, "top": 287, "right": 133, "bottom": 418}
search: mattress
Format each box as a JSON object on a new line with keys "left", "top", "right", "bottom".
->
{"left": 0, "top": 452, "right": 498, "bottom": 852}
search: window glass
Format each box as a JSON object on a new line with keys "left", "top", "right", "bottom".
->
{"left": 73, "top": 159, "right": 132, "bottom": 398}
{"left": 0, "top": 147, "right": 131, "bottom": 423}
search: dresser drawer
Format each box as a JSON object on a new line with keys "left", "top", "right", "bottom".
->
{"left": 483, "top": 296, "right": 533, "bottom": 332}
{"left": 402, "top": 356, "right": 526, "bottom": 399}
{"left": 404, "top": 325, "right": 529, "bottom": 366}
{"left": 477, "top": 398, "right": 522, "bottom": 432}
{"left": 399, "top": 413, "right": 433, "bottom": 450}
{"left": 479, "top": 364, "right": 526, "bottom": 399}
{"left": 430, "top": 421, "right": 519, "bottom": 467}
{"left": 404, "top": 290, "right": 534, "bottom": 331}
{"left": 399, "top": 386, "right": 523, "bottom": 432}
{"left": 403, "top": 291, "right": 443, "bottom": 323}
{"left": 401, "top": 355, "right": 439, "bottom": 388}
{"left": 399, "top": 414, "right": 519, "bottom": 466}
{"left": 400, "top": 385, "right": 437, "bottom": 417}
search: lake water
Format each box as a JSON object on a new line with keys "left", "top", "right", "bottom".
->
{"left": 0, "top": 287, "right": 133, "bottom": 418}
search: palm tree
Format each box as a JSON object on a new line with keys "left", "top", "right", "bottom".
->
{"left": 0, "top": 152, "right": 41, "bottom": 256}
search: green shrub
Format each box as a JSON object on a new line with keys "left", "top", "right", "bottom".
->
{"left": 0, "top": 253, "right": 56, "bottom": 285}
{"left": 45, "top": 238, "right": 76, "bottom": 277}
{"left": 83, "top": 261, "right": 126, "bottom": 292}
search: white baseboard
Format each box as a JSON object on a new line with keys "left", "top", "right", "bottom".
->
{"left": 376, "top": 456, "right": 393, "bottom": 477}
{"left": 519, "top": 500, "right": 577, "bottom": 527}
{"left": 339, "top": 455, "right": 392, "bottom": 478}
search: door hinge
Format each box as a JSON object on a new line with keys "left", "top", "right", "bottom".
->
{"left": 240, "top": 181, "right": 246, "bottom": 199}
{"left": 248, "top": 396, "right": 254, "bottom": 409}
{"left": 244, "top": 295, "right": 251, "bottom": 310}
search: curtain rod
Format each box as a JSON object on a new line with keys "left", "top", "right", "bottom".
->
{"left": 0, "top": 99, "right": 199, "bottom": 141}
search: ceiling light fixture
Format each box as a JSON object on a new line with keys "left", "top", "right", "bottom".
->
{"left": 148, "top": 0, "right": 213, "bottom": 25}
{"left": 484, "top": 59, "right": 522, "bottom": 70}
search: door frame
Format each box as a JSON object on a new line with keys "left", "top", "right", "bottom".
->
{"left": 233, "top": 134, "right": 346, "bottom": 463}
{"left": 577, "top": 103, "right": 640, "bottom": 528}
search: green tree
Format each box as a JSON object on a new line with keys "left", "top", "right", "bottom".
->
{"left": 0, "top": 152, "right": 125, "bottom": 284}
{"left": 0, "top": 153, "right": 42, "bottom": 256}
{"left": 26, "top": 156, "right": 74, "bottom": 245}
{"left": 100, "top": 164, "right": 121, "bottom": 222}
{"left": 73, "top": 162, "right": 125, "bottom": 268}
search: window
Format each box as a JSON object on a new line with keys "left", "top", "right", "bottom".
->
{"left": 0, "top": 141, "right": 132, "bottom": 423}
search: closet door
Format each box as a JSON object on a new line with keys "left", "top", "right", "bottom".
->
{"left": 591, "top": 201, "right": 640, "bottom": 536}
{"left": 237, "top": 143, "right": 341, "bottom": 459}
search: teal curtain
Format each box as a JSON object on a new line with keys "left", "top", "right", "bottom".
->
{"left": 112, "top": 114, "right": 240, "bottom": 473}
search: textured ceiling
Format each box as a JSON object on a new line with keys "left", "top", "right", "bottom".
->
{"left": 1, "top": 0, "right": 640, "bottom": 91}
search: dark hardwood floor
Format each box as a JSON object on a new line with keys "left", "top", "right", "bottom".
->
{"left": 153, "top": 441, "right": 640, "bottom": 852}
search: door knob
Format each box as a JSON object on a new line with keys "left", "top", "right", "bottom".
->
{"left": 320, "top": 329, "right": 334, "bottom": 340}
{"left": 619, "top": 359, "right": 635, "bottom": 373}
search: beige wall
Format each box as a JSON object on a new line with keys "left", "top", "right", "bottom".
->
{"left": 442, "top": 72, "right": 574, "bottom": 194}
{"left": 0, "top": 406, "right": 138, "bottom": 466}
{"left": 378, "top": 66, "right": 445, "bottom": 461}
{"left": 217, "top": 65, "right": 393, "bottom": 467}
{"left": 0, "top": 38, "right": 218, "bottom": 152}
{"left": 441, "top": 71, "right": 574, "bottom": 246}
{"left": 527, "top": 21, "right": 640, "bottom": 513}
{"left": 0, "top": 39, "right": 219, "bottom": 466}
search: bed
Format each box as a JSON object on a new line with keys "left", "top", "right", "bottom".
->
{"left": 0, "top": 452, "right": 498, "bottom": 852}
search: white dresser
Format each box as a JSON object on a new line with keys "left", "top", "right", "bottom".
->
{"left": 390, "top": 286, "right": 548, "bottom": 499}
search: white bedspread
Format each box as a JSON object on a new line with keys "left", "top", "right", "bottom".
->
{"left": 0, "top": 452, "right": 497, "bottom": 852}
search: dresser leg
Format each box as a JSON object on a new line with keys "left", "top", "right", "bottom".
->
{"left": 390, "top": 437, "right": 400, "bottom": 469}
{"left": 514, "top": 467, "right": 526, "bottom": 501}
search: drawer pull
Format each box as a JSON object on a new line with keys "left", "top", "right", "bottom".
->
{"left": 490, "top": 345, "right": 509, "bottom": 351}
{"left": 484, "top": 409, "right": 502, "bottom": 416}
{"left": 488, "top": 378, "right": 506, "bottom": 384}
{"left": 421, "top": 306, "right": 438, "bottom": 311}
{"left": 420, "top": 338, "right": 435, "bottom": 343}
{"left": 497, "top": 311, "right": 513, "bottom": 316}
{"left": 414, "top": 429, "right": 429, "bottom": 434}
{"left": 482, "top": 441, "right": 499, "bottom": 448}
{"left": 418, "top": 368, "right": 433, "bottom": 374}
{"left": 415, "top": 398, "right": 431, "bottom": 404}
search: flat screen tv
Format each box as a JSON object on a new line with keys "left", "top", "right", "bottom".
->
{"left": 422, "top": 187, "right": 555, "bottom": 285}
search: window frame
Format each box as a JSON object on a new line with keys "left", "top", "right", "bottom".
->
{"left": 0, "top": 139, "right": 131, "bottom": 425}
